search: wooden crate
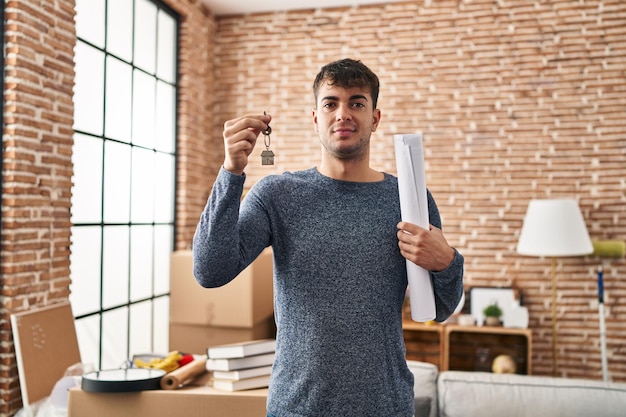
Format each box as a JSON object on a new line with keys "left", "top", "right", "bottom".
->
{"left": 444, "top": 325, "right": 532, "bottom": 374}
{"left": 402, "top": 322, "right": 533, "bottom": 375}
{"left": 402, "top": 321, "right": 443, "bottom": 369}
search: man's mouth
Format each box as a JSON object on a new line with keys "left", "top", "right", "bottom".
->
{"left": 333, "top": 125, "right": 356, "bottom": 135}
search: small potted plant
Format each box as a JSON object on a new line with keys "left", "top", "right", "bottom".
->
{"left": 483, "top": 303, "right": 503, "bottom": 326}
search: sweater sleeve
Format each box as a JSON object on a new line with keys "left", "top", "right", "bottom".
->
{"left": 192, "top": 167, "right": 270, "bottom": 288}
{"left": 426, "top": 190, "right": 465, "bottom": 322}
{"left": 432, "top": 249, "right": 464, "bottom": 322}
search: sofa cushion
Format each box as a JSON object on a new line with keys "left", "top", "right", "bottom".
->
{"left": 438, "top": 371, "right": 626, "bottom": 417}
{"left": 406, "top": 361, "right": 438, "bottom": 417}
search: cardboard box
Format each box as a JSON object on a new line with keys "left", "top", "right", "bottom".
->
{"left": 170, "top": 249, "right": 274, "bottom": 328}
{"left": 68, "top": 385, "right": 268, "bottom": 417}
{"left": 170, "top": 316, "right": 276, "bottom": 354}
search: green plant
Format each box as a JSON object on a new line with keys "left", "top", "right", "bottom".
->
{"left": 483, "top": 303, "right": 503, "bottom": 318}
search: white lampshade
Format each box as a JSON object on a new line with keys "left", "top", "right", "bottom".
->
{"left": 517, "top": 199, "right": 593, "bottom": 257}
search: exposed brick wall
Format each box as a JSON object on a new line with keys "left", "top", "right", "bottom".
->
{"left": 0, "top": 1, "right": 76, "bottom": 414}
{"left": 0, "top": 0, "right": 215, "bottom": 415}
{"left": 167, "top": 1, "right": 218, "bottom": 250}
{"left": 212, "top": 0, "right": 626, "bottom": 380}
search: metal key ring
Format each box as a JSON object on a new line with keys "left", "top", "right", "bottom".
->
{"left": 264, "top": 129, "right": 271, "bottom": 148}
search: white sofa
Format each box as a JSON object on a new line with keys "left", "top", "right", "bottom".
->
{"left": 407, "top": 360, "right": 626, "bottom": 417}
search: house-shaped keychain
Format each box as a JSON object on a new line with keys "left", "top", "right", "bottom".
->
{"left": 261, "top": 149, "right": 275, "bottom": 165}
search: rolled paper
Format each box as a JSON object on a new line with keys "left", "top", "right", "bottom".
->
{"left": 592, "top": 240, "right": 626, "bottom": 258}
{"left": 394, "top": 134, "right": 436, "bottom": 322}
{"left": 160, "top": 355, "right": 208, "bottom": 390}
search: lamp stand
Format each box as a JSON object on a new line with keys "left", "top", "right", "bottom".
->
{"left": 551, "top": 257, "right": 558, "bottom": 377}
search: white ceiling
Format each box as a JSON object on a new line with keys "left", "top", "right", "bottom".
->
{"left": 201, "top": 0, "right": 410, "bottom": 16}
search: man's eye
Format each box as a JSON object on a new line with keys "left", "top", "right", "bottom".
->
{"left": 351, "top": 102, "right": 365, "bottom": 109}
{"left": 323, "top": 102, "right": 337, "bottom": 109}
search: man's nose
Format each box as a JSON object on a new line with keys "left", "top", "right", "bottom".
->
{"left": 335, "top": 103, "right": 352, "bottom": 121}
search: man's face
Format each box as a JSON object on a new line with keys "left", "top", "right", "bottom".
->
{"left": 312, "top": 81, "right": 381, "bottom": 161}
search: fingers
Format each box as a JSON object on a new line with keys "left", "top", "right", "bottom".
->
{"left": 397, "top": 221, "right": 425, "bottom": 236}
{"left": 396, "top": 222, "right": 427, "bottom": 257}
{"left": 224, "top": 114, "right": 271, "bottom": 139}
{"left": 397, "top": 222, "right": 454, "bottom": 272}
{"left": 223, "top": 114, "right": 272, "bottom": 175}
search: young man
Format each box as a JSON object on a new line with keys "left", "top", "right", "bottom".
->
{"left": 193, "top": 58, "right": 464, "bottom": 417}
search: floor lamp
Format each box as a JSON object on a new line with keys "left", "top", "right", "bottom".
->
{"left": 517, "top": 199, "right": 593, "bottom": 377}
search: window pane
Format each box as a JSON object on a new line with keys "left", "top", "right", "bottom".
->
{"left": 103, "top": 141, "right": 131, "bottom": 223}
{"left": 105, "top": 57, "right": 132, "bottom": 142}
{"left": 71, "top": 134, "right": 103, "bottom": 224}
{"left": 154, "top": 153, "right": 174, "bottom": 222}
{"left": 74, "top": 42, "right": 104, "bottom": 135}
{"left": 69, "top": 226, "right": 102, "bottom": 317}
{"left": 155, "top": 81, "right": 175, "bottom": 153}
{"left": 130, "top": 226, "right": 154, "bottom": 301}
{"left": 75, "top": 315, "right": 101, "bottom": 370}
{"left": 132, "top": 70, "right": 156, "bottom": 148}
{"left": 102, "top": 226, "right": 130, "bottom": 309}
{"left": 157, "top": 11, "right": 176, "bottom": 83}
{"left": 75, "top": 0, "right": 105, "bottom": 48}
{"left": 102, "top": 307, "right": 129, "bottom": 369}
{"left": 129, "top": 301, "right": 152, "bottom": 355}
{"left": 131, "top": 147, "right": 155, "bottom": 223}
{"left": 107, "top": 0, "right": 133, "bottom": 62}
{"left": 154, "top": 225, "right": 173, "bottom": 296}
{"left": 153, "top": 297, "right": 169, "bottom": 353}
{"left": 134, "top": 0, "right": 157, "bottom": 74}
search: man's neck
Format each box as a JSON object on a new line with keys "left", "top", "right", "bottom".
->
{"left": 318, "top": 157, "right": 384, "bottom": 183}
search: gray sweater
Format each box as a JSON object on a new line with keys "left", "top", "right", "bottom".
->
{"left": 193, "top": 167, "right": 464, "bottom": 417}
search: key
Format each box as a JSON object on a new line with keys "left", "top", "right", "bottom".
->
{"left": 261, "top": 111, "right": 274, "bottom": 165}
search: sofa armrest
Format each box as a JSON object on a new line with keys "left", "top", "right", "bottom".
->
{"left": 406, "top": 361, "right": 438, "bottom": 417}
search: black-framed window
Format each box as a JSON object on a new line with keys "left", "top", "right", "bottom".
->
{"left": 71, "top": 0, "right": 178, "bottom": 370}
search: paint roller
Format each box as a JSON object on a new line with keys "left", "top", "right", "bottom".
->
{"left": 591, "top": 240, "right": 624, "bottom": 382}
{"left": 592, "top": 240, "right": 626, "bottom": 258}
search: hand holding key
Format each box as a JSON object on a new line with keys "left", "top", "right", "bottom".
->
{"left": 222, "top": 113, "right": 272, "bottom": 175}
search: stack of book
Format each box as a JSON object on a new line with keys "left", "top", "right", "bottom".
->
{"left": 206, "top": 339, "right": 276, "bottom": 391}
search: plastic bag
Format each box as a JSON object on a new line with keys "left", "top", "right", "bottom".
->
{"left": 14, "top": 363, "right": 91, "bottom": 417}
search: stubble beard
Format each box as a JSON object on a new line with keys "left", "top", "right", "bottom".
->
{"left": 321, "top": 132, "right": 370, "bottom": 161}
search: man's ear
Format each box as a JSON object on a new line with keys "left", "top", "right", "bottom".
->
{"left": 371, "top": 109, "right": 381, "bottom": 132}
{"left": 312, "top": 108, "right": 318, "bottom": 132}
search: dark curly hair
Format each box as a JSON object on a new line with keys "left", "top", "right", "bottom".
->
{"left": 313, "top": 58, "right": 380, "bottom": 109}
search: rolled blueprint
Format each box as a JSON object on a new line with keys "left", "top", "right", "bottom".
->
{"left": 160, "top": 355, "right": 208, "bottom": 390}
{"left": 394, "top": 134, "right": 436, "bottom": 322}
